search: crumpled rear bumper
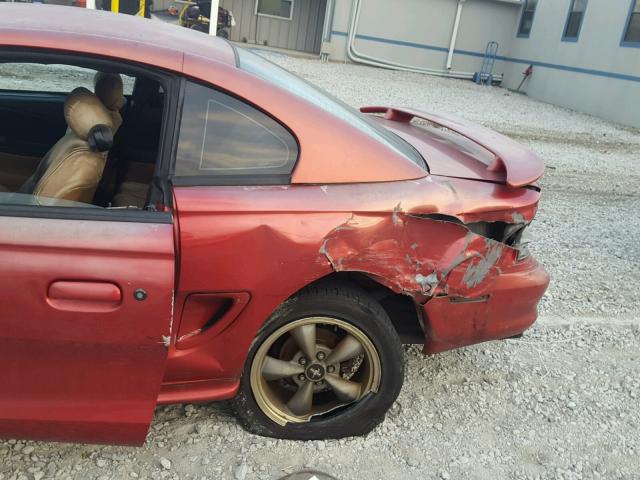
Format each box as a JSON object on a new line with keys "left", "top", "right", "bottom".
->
{"left": 422, "top": 256, "right": 549, "bottom": 354}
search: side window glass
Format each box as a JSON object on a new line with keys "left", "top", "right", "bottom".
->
{"left": 623, "top": 0, "right": 640, "bottom": 44}
{"left": 0, "top": 60, "right": 161, "bottom": 212}
{"left": 563, "top": 0, "right": 588, "bottom": 41}
{"left": 174, "top": 81, "right": 298, "bottom": 180}
{"left": 256, "top": 0, "right": 294, "bottom": 20}
{"left": 517, "top": 0, "right": 538, "bottom": 37}
{"left": 0, "top": 63, "right": 134, "bottom": 94}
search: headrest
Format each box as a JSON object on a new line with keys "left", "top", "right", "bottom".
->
{"left": 94, "top": 72, "right": 125, "bottom": 112}
{"left": 87, "top": 124, "right": 114, "bottom": 153}
{"left": 64, "top": 87, "right": 114, "bottom": 142}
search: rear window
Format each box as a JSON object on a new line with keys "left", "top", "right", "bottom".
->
{"left": 175, "top": 80, "right": 298, "bottom": 179}
{"left": 236, "top": 48, "right": 426, "bottom": 169}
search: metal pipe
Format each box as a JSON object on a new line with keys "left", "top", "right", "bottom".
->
{"left": 446, "top": 0, "right": 465, "bottom": 71}
{"left": 209, "top": 0, "right": 220, "bottom": 36}
{"left": 346, "top": 0, "right": 477, "bottom": 80}
{"left": 322, "top": 0, "right": 335, "bottom": 42}
{"left": 320, "top": 0, "right": 336, "bottom": 62}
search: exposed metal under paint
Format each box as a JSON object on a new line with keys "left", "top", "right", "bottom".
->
{"left": 319, "top": 210, "right": 524, "bottom": 301}
{"left": 392, "top": 203, "right": 402, "bottom": 226}
{"left": 461, "top": 240, "right": 504, "bottom": 288}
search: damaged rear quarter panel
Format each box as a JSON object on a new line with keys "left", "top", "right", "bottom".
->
{"left": 319, "top": 211, "right": 517, "bottom": 299}
{"left": 170, "top": 175, "right": 544, "bottom": 381}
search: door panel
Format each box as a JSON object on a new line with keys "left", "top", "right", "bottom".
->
{"left": 0, "top": 215, "right": 175, "bottom": 445}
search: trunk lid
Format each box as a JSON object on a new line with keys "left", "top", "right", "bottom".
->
{"left": 361, "top": 106, "right": 544, "bottom": 188}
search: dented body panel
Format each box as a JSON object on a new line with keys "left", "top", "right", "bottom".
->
{"left": 164, "top": 174, "right": 548, "bottom": 401}
{"left": 423, "top": 256, "right": 548, "bottom": 354}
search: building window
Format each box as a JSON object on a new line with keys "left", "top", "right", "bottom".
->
{"left": 622, "top": 0, "right": 640, "bottom": 46}
{"left": 255, "top": 0, "right": 294, "bottom": 21}
{"left": 175, "top": 81, "right": 298, "bottom": 180}
{"left": 517, "top": 0, "right": 538, "bottom": 38}
{"left": 563, "top": 0, "right": 588, "bottom": 41}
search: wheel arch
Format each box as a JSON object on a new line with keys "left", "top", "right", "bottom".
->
{"left": 298, "top": 271, "right": 426, "bottom": 345}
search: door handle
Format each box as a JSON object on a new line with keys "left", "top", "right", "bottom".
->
{"left": 47, "top": 281, "right": 122, "bottom": 312}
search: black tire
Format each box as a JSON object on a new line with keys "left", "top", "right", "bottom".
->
{"left": 232, "top": 283, "right": 404, "bottom": 440}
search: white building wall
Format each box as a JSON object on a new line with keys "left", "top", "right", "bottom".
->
{"left": 454, "top": 0, "right": 521, "bottom": 74}
{"left": 328, "top": 0, "right": 521, "bottom": 76}
{"left": 502, "top": 0, "right": 640, "bottom": 128}
{"left": 326, "top": 0, "right": 640, "bottom": 128}
{"left": 326, "top": 0, "right": 354, "bottom": 61}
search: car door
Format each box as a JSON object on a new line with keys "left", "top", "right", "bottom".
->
{"left": 0, "top": 51, "right": 179, "bottom": 445}
{"left": 0, "top": 209, "right": 175, "bottom": 445}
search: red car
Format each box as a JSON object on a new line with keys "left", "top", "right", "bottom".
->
{"left": 0, "top": 5, "right": 549, "bottom": 446}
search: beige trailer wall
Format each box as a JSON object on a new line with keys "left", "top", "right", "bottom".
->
{"left": 327, "top": 0, "right": 520, "bottom": 76}
{"left": 502, "top": 0, "right": 640, "bottom": 128}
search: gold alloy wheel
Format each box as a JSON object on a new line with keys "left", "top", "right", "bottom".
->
{"left": 250, "top": 316, "right": 382, "bottom": 426}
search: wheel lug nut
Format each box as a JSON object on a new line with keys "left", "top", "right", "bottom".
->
{"left": 298, "top": 374, "right": 306, "bottom": 381}
{"left": 316, "top": 351, "right": 326, "bottom": 361}
{"left": 327, "top": 365, "right": 335, "bottom": 373}
{"left": 298, "top": 357, "right": 308, "bottom": 365}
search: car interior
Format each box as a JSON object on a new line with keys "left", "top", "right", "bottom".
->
{"left": 0, "top": 60, "right": 165, "bottom": 210}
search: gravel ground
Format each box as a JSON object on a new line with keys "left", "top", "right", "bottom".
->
{"left": 2, "top": 50, "right": 639, "bottom": 480}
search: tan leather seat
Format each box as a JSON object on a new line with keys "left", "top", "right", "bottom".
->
{"left": 18, "top": 87, "right": 114, "bottom": 204}
{"left": 94, "top": 72, "right": 125, "bottom": 132}
{"left": 111, "top": 161, "right": 154, "bottom": 208}
{"left": 112, "top": 181, "right": 148, "bottom": 208}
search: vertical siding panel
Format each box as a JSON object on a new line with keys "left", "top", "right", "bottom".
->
{"left": 295, "top": 0, "right": 310, "bottom": 52}
{"left": 233, "top": 0, "right": 242, "bottom": 42}
{"left": 291, "top": 0, "right": 302, "bottom": 51}
{"left": 306, "top": 0, "right": 320, "bottom": 53}
{"left": 303, "top": 0, "right": 316, "bottom": 52}
{"left": 313, "top": 0, "right": 327, "bottom": 53}
{"left": 265, "top": 17, "right": 275, "bottom": 47}
{"left": 309, "top": 0, "right": 322, "bottom": 53}
{"left": 228, "top": 0, "right": 326, "bottom": 53}
{"left": 259, "top": 16, "right": 268, "bottom": 45}
{"left": 220, "top": 0, "right": 234, "bottom": 40}
{"left": 278, "top": 15, "right": 290, "bottom": 48}
{"left": 232, "top": 0, "right": 244, "bottom": 42}
{"left": 306, "top": 0, "right": 316, "bottom": 52}
{"left": 303, "top": 0, "right": 314, "bottom": 52}
{"left": 235, "top": 0, "right": 244, "bottom": 42}
{"left": 273, "top": 18, "right": 283, "bottom": 48}
{"left": 250, "top": 1, "right": 258, "bottom": 43}
{"left": 286, "top": 1, "right": 299, "bottom": 50}
{"left": 241, "top": 0, "right": 255, "bottom": 43}
{"left": 256, "top": 15, "right": 263, "bottom": 45}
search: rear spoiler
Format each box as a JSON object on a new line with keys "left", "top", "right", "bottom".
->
{"left": 360, "top": 106, "right": 544, "bottom": 188}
